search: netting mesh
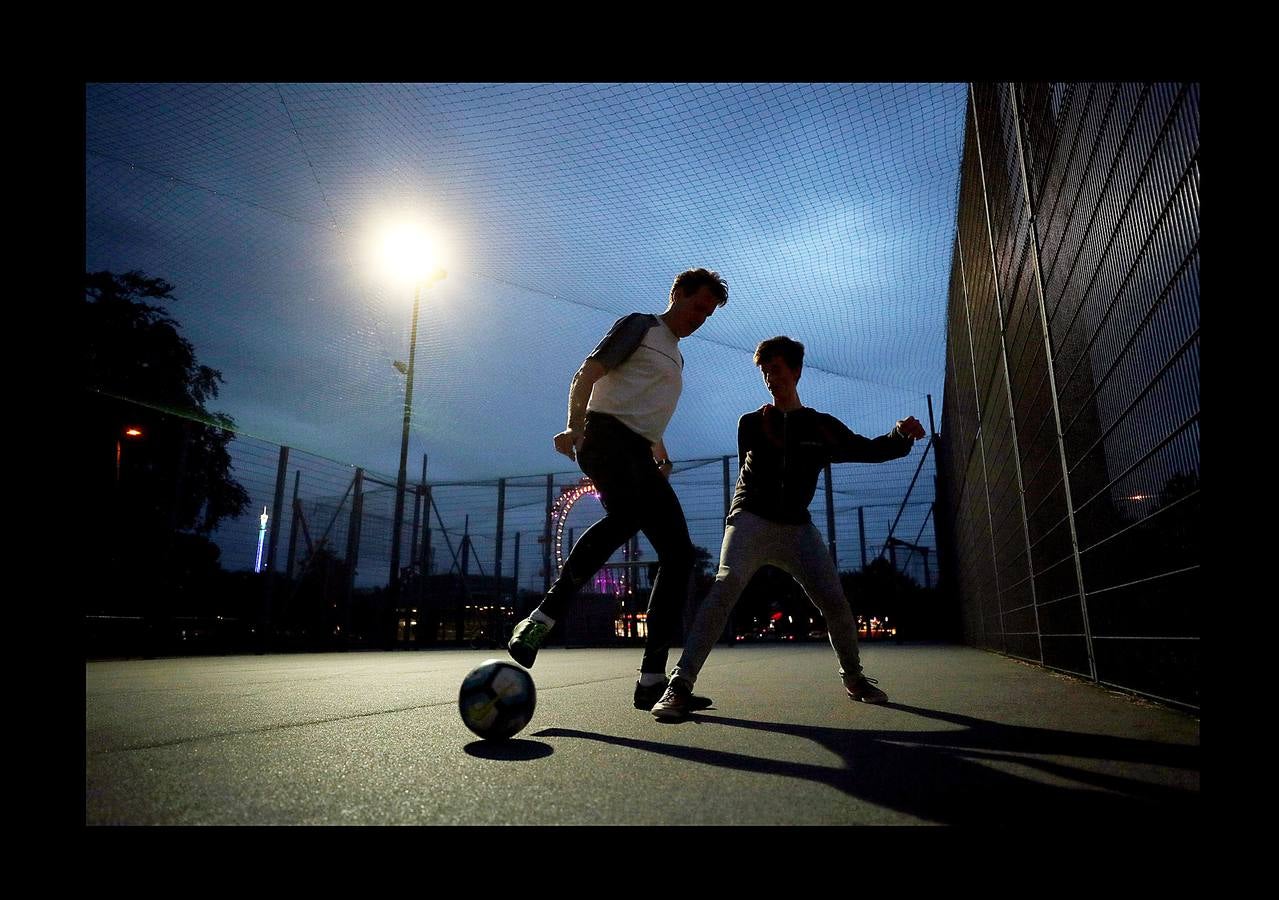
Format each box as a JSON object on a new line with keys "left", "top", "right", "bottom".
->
{"left": 86, "top": 83, "right": 966, "bottom": 484}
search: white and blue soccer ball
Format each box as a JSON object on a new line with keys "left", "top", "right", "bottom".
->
{"left": 458, "top": 659, "right": 537, "bottom": 740}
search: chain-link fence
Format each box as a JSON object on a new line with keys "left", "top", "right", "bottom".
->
{"left": 937, "top": 83, "right": 1199, "bottom": 708}
{"left": 87, "top": 397, "right": 940, "bottom": 655}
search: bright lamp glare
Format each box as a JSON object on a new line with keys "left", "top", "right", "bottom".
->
{"left": 380, "top": 224, "right": 441, "bottom": 284}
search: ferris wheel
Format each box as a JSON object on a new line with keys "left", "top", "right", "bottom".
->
{"left": 549, "top": 477, "right": 643, "bottom": 596}
{"left": 550, "top": 477, "right": 600, "bottom": 574}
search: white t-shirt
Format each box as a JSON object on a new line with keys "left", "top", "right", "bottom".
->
{"left": 586, "top": 313, "right": 682, "bottom": 444}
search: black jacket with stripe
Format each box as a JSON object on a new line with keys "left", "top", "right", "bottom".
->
{"left": 729, "top": 404, "right": 913, "bottom": 525}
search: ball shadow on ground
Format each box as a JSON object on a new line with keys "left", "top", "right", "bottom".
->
{"left": 463, "top": 738, "right": 554, "bottom": 760}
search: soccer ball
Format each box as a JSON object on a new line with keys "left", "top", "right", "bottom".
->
{"left": 458, "top": 659, "right": 537, "bottom": 741}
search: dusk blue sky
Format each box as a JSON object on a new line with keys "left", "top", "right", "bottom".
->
{"left": 86, "top": 83, "right": 968, "bottom": 582}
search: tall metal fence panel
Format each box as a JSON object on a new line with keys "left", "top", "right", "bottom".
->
{"left": 938, "top": 83, "right": 1199, "bottom": 708}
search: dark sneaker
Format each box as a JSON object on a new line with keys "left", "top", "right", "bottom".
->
{"left": 844, "top": 674, "right": 888, "bottom": 704}
{"left": 507, "top": 617, "right": 552, "bottom": 668}
{"left": 651, "top": 677, "right": 695, "bottom": 721}
{"left": 636, "top": 676, "right": 713, "bottom": 713}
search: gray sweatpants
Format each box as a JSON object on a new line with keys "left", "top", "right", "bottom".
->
{"left": 670, "top": 509, "right": 863, "bottom": 686}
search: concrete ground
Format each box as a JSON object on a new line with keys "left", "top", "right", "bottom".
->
{"left": 85, "top": 643, "right": 1199, "bottom": 826}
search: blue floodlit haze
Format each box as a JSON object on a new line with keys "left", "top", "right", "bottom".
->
{"left": 86, "top": 83, "right": 968, "bottom": 577}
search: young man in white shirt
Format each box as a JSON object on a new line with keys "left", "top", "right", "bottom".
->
{"left": 508, "top": 268, "right": 728, "bottom": 710}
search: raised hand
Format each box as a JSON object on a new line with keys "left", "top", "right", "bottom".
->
{"left": 897, "top": 416, "right": 926, "bottom": 441}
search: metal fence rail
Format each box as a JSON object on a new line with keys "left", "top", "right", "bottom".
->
{"left": 938, "top": 82, "right": 1199, "bottom": 708}
{"left": 92, "top": 398, "right": 939, "bottom": 653}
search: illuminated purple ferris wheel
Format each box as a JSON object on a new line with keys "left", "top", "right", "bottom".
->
{"left": 550, "top": 477, "right": 643, "bottom": 597}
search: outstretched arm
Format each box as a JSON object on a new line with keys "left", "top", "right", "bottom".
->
{"left": 825, "top": 413, "right": 923, "bottom": 464}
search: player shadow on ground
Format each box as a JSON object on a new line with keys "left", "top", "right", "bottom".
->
{"left": 535, "top": 703, "right": 1199, "bottom": 826}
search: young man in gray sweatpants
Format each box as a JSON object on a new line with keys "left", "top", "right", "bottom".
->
{"left": 651, "top": 335, "right": 926, "bottom": 720}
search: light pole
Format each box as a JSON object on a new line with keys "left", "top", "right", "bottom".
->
{"left": 379, "top": 222, "right": 446, "bottom": 646}
{"left": 388, "top": 266, "right": 446, "bottom": 614}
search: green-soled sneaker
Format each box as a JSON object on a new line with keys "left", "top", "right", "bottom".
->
{"left": 508, "top": 617, "right": 552, "bottom": 668}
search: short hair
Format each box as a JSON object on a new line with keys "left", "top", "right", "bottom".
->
{"left": 754, "top": 336, "right": 804, "bottom": 373}
{"left": 670, "top": 268, "right": 728, "bottom": 307}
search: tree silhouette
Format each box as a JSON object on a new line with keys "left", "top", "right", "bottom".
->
{"left": 82, "top": 271, "right": 250, "bottom": 625}
{"left": 83, "top": 271, "right": 249, "bottom": 535}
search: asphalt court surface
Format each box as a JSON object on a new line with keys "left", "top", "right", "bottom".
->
{"left": 85, "top": 643, "right": 1200, "bottom": 826}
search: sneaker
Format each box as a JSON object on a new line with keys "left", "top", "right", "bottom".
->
{"left": 635, "top": 677, "right": 713, "bottom": 713}
{"left": 844, "top": 674, "right": 888, "bottom": 704}
{"left": 507, "top": 616, "right": 552, "bottom": 668}
{"left": 651, "top": 677, "right": 695, "bottom": 721}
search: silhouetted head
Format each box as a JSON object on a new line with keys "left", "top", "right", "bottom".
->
{"left": 663, "top": 268, "right": 728, "bottom": 337}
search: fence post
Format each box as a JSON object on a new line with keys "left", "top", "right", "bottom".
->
{"left": 1008, "top": 80, "right": 1093, "bottom": 678}
{"left": 268, "top": 446, "right": 289, "bottom": 572}
{"left": 824, "top": 463, "right": 837, "bottom": 564}
{"left": 495, "top": 478, "right": 506, "bottom": 594}
{"left": 410, "top": 486, "right": 422, "bottom": 578}
{"left": 420, "top": 454, "right": 432, "bottom": 576}
{"left": 344, "top": 468, "right": 363, "bottom": 640}
{"left": 494, "top": 477, "right": 506, "bottom": 644}
{"left": 722, "top": 455, "right": 732, "bottom": 527}
{"left": 512, "top": 531, "right": 522, "bottom": 611}
{"left": 925, "top": 393, "right": 940, "bottom": 591}
{"left": 286, "top": 470, "right": 301, "bottom": 579}
{"left": 924, "top": 525, "right": 933, "bottom": 589}
{"left": 969, "top": 82, "right": 1038, "bottom": 661}
{"left": 461, "top": 516, "right": 471, "bottom": 577}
